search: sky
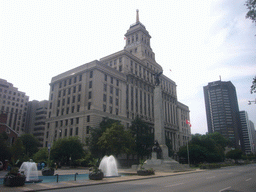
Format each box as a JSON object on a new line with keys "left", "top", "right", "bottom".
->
{"left": 1, "top": 0, "right": 255, "bottom": 135}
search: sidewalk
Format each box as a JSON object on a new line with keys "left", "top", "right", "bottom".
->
{"left": 0, "top": 168, "right": 202, "bottom": 192}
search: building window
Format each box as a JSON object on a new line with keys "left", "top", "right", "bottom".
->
{"left": 78, "top": 94, "right": 81, "bottom": 102}
{"left": 110, "top": 86, "right": 113, "bottom": 94}
{"left": 111, "top": 77, "right": 113, "bottom": 84}
{"left": 104, "top": 84, "right": 107, "bottom": 92}
{"left": 87, "top": 115, "right": 90, "bottom": 122}
{"left": 63, "top": 90, "right": 66, "bottom": 96}
{"left": 89, "top": 81, "right": 92, "bottom": 88}
{"left": 88, "top": 102, "right": 91, "bottom": 110}
{"left": 103, "top": 94, "right": 106, "bottom": 102}
{"left": 73, "top": 86, "right": 76, "bottom": 93}
{"left": 74, "top": 76, "right": 77, "bottom": 83}
{"left": 116, "top": 108, "right": 118, "bottom": 115}
{"left": 90, "top": 71, "right": 93, "bottom": 78}
{"left": 65, "top": 119, "right": 68, "bottom": 126}
{"left": 70, "top": 128, "right": 73, "bottom": 136}
{"left": 109, "top": 96, "right": 113, "bottom": 104}
{"left": 75, "top": 127, "right": 79, "bottom": 135}
{"left": 78, "top": 84, "right": 81, "bottom": 92}
{"left": 109, "top": 106, "right": 112, "bottom": 114}
{"left": 68, "top": 88, "right": 71, "bottom": 95}
{"left": 72, "top": 96, "right": 76, "bottom": 103}
{"left": 79, "top": 75, "right": 82, "bottom": 81}
{"left": 65, "top": 129, "right": 67, "bottom": 136}
{"left": 71, "top": 119, "right": 73, "bottom": 125}
{"left": 88, "top": 92, "right": 92, "bottom": 99}
{"left": 69, "top": 79, "right": 71, "bottom": 85}
{"left": 71, "top": 106, "right": 74, "bottom": 113}
{"left": 105, "top": 74, "right": 107, "bottom": 81}
{"left": 116, "top": 80, "right": 119, "bottom": 86}
{"left": 116, "top": 98, "right": 119, "bottom": 106}
{"left": 58, "top": 91, "right": 61, "bottom": 97}
{"left": 86, "top": 126, "right": 90, "bottom": 134}
{"left": 103, "top": 104, "right": 106, "bottom": 112}
{"left": 116, "top": 88, "right": 119, "bottom": 96}
{"left": 76, "top": 117, "right": 79, "bottom": 124}
{"left": 67, "top": 97, "right": 70, "bottom": 104}
{"left": 77, "top": 105, "right": 80, "bottom": 112}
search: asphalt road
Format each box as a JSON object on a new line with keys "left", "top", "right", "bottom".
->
{"left": 46, "top": 164, "right": 256, "bottom": 192}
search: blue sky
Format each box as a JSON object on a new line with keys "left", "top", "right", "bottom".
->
{"left": 1, "top": 0, "right": 255, "bottom": 134}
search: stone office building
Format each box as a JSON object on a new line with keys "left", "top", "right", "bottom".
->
{"left": 0, "top": 78, "right": 29, "bottom": 135}
{"left": 44, "top": 11, "right": 191, "bottom": 152}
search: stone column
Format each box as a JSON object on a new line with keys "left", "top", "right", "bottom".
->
{"left": 154, "top": 86, "right": 168, "bottom": 159}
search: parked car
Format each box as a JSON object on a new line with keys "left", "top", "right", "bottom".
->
{"left": 0, "top": 161, "right": 3, "bottom": 170}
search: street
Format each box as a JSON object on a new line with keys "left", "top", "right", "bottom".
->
{"left": 46, "top": 164, "right": 256, "bottom": 192}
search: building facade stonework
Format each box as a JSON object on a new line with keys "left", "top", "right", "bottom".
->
{"left": 0, "top": 78, "right": 29, "bottom": 135}
{"left": 43, "top": 12, "right": 191, "bottom": 152}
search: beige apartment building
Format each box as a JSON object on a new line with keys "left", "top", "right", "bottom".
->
{"left": 44, "top": 12, "right": 191, "bottom": 152}
{"left": 0, "top": 78, "right": 29, "bottom": 135}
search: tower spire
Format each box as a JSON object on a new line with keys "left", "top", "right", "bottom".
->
{"left": 136, "top": 9, "right": 139, "bottom": 23}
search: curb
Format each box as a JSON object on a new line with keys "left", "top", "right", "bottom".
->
{"left": 1, "top": 169, "right": 202, "bottom": 192}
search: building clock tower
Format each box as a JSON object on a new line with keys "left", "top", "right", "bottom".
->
{"left": 124, "top": 10, "right": 155, "bottom": 62}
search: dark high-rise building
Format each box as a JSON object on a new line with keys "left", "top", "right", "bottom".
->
{"left": 203, "top": 80, "right": 243, "bottom": 150}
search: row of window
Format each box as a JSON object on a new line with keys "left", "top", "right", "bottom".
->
{"left": 1, "top": 100, "right": 27, "bottom": 108}
{"left": 104, "top": 74, "right": 119, "bottom": 86}
{"left": 0, "top": 94, "right": 27, "bottom": 103}
{"left": 103, "top": 104, "right": 119, "bottom": 115}
{"left": 53, "top": 74, "right": 83, "bottom": 91}
{"left": 0, "top": 88, "right": 26, "bottom": 97}
{"left": 126, "top": 33, "right": 150, "bottom": 46}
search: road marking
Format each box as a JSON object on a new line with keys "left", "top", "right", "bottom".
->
{"left": 246, "top": 178, "right": 252, "bottom": 181}
{"left": 165, "top": 183, "right": 184, "bottom": 187}
{"left": 219, "top": 186, "right": 231, "bottom": 192}
{"left": 206, "top": 176, "right": 216, "bottom": 179}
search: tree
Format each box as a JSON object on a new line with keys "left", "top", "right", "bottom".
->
{"left": 50, "top": 137, "right": 84, "bottom": 165}
{"left": 20, "top": 134, "right": 40, "bottom": 157}
{"left": 250, "top": 76, "right": 256, "bottom": 94}
{"left": 89, "top": 117, "right": 120, "bottom": 158}
{"left": 130, "top": 117, "right": 154, "bottom": 161}
{"left": 245, "top": 0, "right": 256, "bottom": 24}
{"left": 97, "top": 122, "right": 135, "bottom": 157}
{"left": 33, "top": 147, "right": 48, "bottom": 163}
{"left": 226, "top": 149, "right": 243, "bottom": 161}
{"left": 178, "top": 133, "right": 228, "bottom": 164}
{"left": 10, "top": 138, "right": 26, "bottom": 164}
{"left": 0, "top": 132, "right": 11, "bottom": 163}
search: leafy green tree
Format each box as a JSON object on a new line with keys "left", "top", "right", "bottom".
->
{"left": 20, "top": 134, "right": 40, "bottom": 157}
{"left": 178, "top": 133, "right": 228, "bottom": 164}
{"left": 97, "top": 122, "right": 135, "bottom": 156}
{"left": 130, "top": 117, "right": 154, "bottom": 161}
{"left": 245, "top": 0, "right": 256, "bottom": 24}
{"left": 89, "top": 117, "right": 120, "bottom": 158}
{"left": 226, "top": 149, "right": 243, "bottom": 161}
{"left": 10, "top": 138, "right": 26, "bottom": 163}
{"left": 33, "top": 147, "right": 48, "bottom": 163}
{"left": 0, "top": 132, "right": 11, "bottom": 163}
{"left": 50, "top": 137, "right": 84, "bottom": 165}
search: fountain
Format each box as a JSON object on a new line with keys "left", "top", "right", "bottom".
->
{"left": 19, "top": 162, "right": 42, "bottom": 183}
{"left": 99, "top": 155, "right": 119, "bottom": 177}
